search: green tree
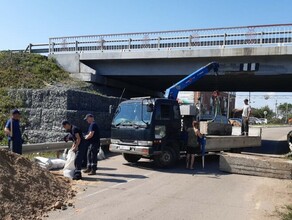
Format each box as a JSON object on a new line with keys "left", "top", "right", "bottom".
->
{"left": 277, "top": 103, "right": 292, "bottom": 123}
{"left": 252, "top": 105, "right": 275, "bottom": 120}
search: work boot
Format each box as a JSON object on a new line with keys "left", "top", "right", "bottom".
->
{"left": 73, "top": 172, "right": 82, "bottom": 180}
{"left": 88, "top": 170, "right": 96, "bottom": 175}
{"left": 83, "top": 168, "right": 91, "bottom": 173}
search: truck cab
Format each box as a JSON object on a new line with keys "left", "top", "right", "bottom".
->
{"left": 110, "top": 98, "right": 182, "bottom": 167}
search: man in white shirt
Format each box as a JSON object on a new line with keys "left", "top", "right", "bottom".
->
{"left": 241, "top": 99, "right": 251, "bottom": 136}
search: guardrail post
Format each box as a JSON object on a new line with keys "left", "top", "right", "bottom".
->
{"left": 29, "top": 43, "right": 32, "bottom": 53}
{"left": 49, "top": 40, "right": 51, "bottom": 54}
{"left": 100, "top": 39, "right": 104, "bottom": 50}
{"left": 128, "top": 38, "right": 132, "bottom": 49}
{"left": 157, "top": 37, "right": 161, "bottom": 49}
{"left": 223, "top": 33, "right": 227, "bottom": 46}
{"left": 260, "top": 32, "right": 264, "bottom": 45}
{"left": 75, "top": 41, "right": 78, "bottom": 52}
{"left": 188, "top": 35, "right": 192, "bottom": 47}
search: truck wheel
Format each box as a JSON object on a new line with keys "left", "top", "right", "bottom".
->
{"left": 154, "top": 148, "right": 175, "bottom": 168}
{"left": 288, "top": 130, "right": 292, "bottom": 151}
{"left": 123, "top": 153, "right": 141, "bottom": 163}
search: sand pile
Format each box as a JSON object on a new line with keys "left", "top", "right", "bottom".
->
{"left": 0, "top": 149, "right": 75, "bottom": 220}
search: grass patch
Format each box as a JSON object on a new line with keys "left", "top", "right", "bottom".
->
{"left": 24, "top": 151, "right": 62, "bottom": 161}
{"left": 277, "top": 205, "right": 292, "bottom": 220}
{"left": 0, "top": 52, "right": 72, "bottom": 145}
{"left": 0, "top": 52, "right": 69, "bottom": 89}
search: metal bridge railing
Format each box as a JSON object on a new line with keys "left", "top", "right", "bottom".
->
{"left": 48, "top": 23, "right": 292, "bottom": 54}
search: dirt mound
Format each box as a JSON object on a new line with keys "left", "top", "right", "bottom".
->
{"left": 0, "top": 149, "right": 75, "bottom": 220}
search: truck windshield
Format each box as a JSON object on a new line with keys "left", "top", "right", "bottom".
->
{"left": 112, "top": 102, "right": 152, "bottom": 127}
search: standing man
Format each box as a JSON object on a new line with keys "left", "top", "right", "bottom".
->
{"left": 4, "top": 109, "right": 23, "bottom": 155}
{"left": 83, "top": 114, "right": 100, "bottom": 175}
{"left": 186, "top": 121, "right": 202, "bottom": 170}
{"left": 241, "top": 99, "right": 252, "bottom": 136}
{"left": 62, "top": 120, "right": 87, "bottom": 180}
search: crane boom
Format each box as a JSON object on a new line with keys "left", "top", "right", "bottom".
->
{"left": 164, "top": 62, "right": 219, "bottom": 100}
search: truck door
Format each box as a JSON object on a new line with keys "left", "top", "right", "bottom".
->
{"left": 154, "top": 101, "right": 181, "bottom": 145}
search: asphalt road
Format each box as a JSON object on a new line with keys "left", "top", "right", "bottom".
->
{"left": 48, "top": 126, "right": 292, "bottom": 220}
{"left": 246, "top": 126, "right": 291, "bottom": 154}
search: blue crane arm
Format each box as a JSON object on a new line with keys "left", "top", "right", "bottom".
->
{"left": 164, "top": 62, "right": 219, "bottom": 100}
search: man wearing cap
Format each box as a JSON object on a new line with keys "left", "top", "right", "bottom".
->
{"left": 4, "top": 109, "right": 23, "bottom": 154}
{"left": 83, "top": 114, "right": 100, "bottom": 175}
{"left": 62, "top": 120, "right": 87, "bottom": 180}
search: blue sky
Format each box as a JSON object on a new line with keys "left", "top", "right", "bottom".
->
{"left": 0, "top": 0, "right": 291, "bottom": 109}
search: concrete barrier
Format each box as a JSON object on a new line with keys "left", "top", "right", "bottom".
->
{"left": 219, "top": 152, "right": 292, "bottom": 179}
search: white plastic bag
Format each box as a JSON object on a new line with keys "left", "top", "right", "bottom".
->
{"left": 97, "top": 148, "right": 106, "bottom": 160}
{"left": 63, "top": 149, "right": 76, "bottom": 178}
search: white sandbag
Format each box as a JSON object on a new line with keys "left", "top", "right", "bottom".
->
{"left": 63, "top": 169, "right": 75, "bottom": 179}
{"left": 50, "top": 158, "right": 66, "bottom": 170}
{"left": 34, "top": 156, "right": 53, "bottom": 170}
{"left": 97, "top": 148, "right": 106, "bottom": 160}
{"left": 63, "top": 149, "right": 76, "bottom": 179}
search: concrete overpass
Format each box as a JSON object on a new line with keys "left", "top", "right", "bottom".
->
{"left": 47, "top": 23, "right": 292, "bottom": 95}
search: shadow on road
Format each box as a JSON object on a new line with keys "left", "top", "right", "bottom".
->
{"left": 244, "top": 140, "right": 289, "bottom": 154}
{"left": 97, "top": 167, "right": 117, "bottom": 171}
{"left": 96, "top": 172, "right": 148, "bottom": 179}
{"left": 123, "top": 154, "right": 229, "bottom": 178}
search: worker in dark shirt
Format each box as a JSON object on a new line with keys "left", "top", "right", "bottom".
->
{"left": 4, "top": 109, "right": 23, "bottom": 155}
{"left": 62, "top": 120, "right": 87, "bottom": 180}
{"left": 83, "top": 114, "right": 100, "bottom": 175}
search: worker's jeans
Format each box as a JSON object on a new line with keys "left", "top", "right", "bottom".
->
{"left": 74, "top": 141, "right": 87, "bottom": 173}
{"left": 87, "top": 142, "right": 100, "bottom": 171}
{"left": 241, "top": 117, "right": 249, "bottom": 136}
{"left": 8, "top": 138, "right": 22, "bottom": 155}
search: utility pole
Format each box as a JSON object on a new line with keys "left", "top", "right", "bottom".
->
{"left": 286, "top": 102, "right": 288, "bottom": 124}
{"left": 275, "top": 100, "right": 278, "bottom": 118}
{"left": 227, "top": 92, "right": 230, "bottom": 118}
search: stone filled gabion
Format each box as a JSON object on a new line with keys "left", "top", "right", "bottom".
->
{"left": 8, "top": 88, "right": 119, "bottom": 143}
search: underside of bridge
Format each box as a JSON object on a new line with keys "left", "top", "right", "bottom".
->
{"left": 81, "top": 56, "right": 292, "bottom": 95}
{"left": 105, "top": 74, "right": 292, "bottom": 93}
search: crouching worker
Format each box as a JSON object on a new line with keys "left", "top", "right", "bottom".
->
{"left": 62, "top": 120, "right": 87, "bottom": 180}
{"left": 186, "top": 121, "right": 202, "bottom": 170}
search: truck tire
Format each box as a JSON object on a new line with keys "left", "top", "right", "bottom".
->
{"left": 154, "top": 147, "right": 175, "bottom": 168}
{"left": 288, "top": 130, "right": 292, "bottom": 151}
{"left": 123, "top": 153, "right": 142, "bottom": 163}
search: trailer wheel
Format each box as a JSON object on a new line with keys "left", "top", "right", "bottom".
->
{"left": 123, "top": 153, "right": 141, "bottom": 163}
{"left": 154, "top": 147, "right": 175, "bottom": 168}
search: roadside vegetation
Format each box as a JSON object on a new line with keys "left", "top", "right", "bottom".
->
{"left": 251, "top": 105, "right": 292, "bottom": 125}
{"left": 276, "top": 205, "right": 292, "bottom": 220}
{"left": 0, "top": 52, "right": 71, "bottom": 145}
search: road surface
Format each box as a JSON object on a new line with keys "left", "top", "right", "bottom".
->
{"left": 48, "top": 126, "right": 292, "bottom": 220}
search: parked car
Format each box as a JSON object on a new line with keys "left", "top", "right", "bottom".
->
{"left": 249, "top": 117, "right": 262, "bottom": 125}
{"left": 258, "top": 118, "right": 268, "bottom": 124}
{"left": 229, "top": 118, "right": 242, "bottom": 127}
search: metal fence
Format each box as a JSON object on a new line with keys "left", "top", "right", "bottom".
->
{"left": 48, "top": 23, "right": 292, "bottom": 54}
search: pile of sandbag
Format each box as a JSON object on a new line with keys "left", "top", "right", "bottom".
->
{"left": 34, "top": 157, "right": 66, "bottom": 170}
{"left": 34, "top": 148, "right": 107, "bottom": 179}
